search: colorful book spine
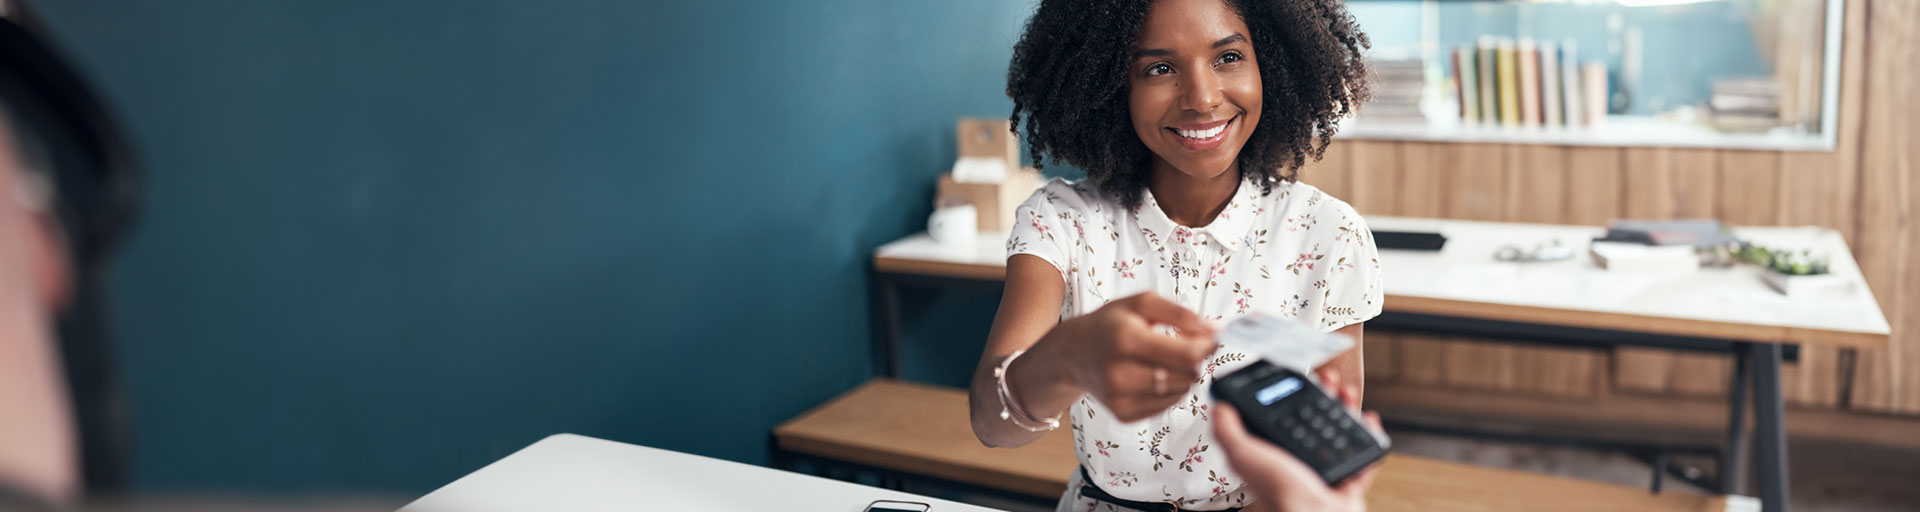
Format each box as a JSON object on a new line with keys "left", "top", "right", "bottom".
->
{"left": 1497, "top": 38, "right": 1520, "bottom": 127}
{"left": 1583, "top": 61, "right": 1609, "bottom": 126}
{"left": 1455, "top": 47, "right": 1479, "bottom": 124}
{"left": 1560, "top": 40, "right": 1584, "bottom": 127}
{"left": 1539, "top": 40, "right": 1561, "bottom": 128}
{"left": 1517, "top": 38, "right": 1541, "bottom": 128}
{"left": 1478, "top": 37, "right": 1498, "bottom": 124}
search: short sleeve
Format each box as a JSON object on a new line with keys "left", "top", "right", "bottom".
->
{"left": 1005, "top": 179, "right": 1078, "bottom": 282}
{"left": 1308, "top": 200, "right": 1384, "bottom": 332}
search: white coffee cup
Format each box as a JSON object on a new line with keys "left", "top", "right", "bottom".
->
{"left": 928, "top": 204, "right": 977, "bottom": 246}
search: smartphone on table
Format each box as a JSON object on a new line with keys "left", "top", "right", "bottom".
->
{"left": 863, "top": 499, "right": 930, "bottom": 512}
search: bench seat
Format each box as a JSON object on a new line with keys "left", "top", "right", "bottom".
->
{"left": 775, "top": 378, "right": 1746, "bottom": 512}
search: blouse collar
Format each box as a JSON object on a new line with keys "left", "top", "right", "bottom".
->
{"left": 1133, "top": 177, "right": 1263, "bottom": 252}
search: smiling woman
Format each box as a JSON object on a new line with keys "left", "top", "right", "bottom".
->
{"left": 974, "top": 0, "right": 1380, "bottom": 511}
{"left": 1004, "top": 0, "right": 1370, "bottom": 211}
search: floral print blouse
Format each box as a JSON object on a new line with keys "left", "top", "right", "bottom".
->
{"left": 1006, "top": 177, "right": 1383, "bottom": 511}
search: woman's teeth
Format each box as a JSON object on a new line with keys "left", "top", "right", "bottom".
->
{"left": 1176, "top": 122, "right": 1227, "bottom": 140}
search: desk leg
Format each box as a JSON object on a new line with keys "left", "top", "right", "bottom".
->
{"left": 1753, "top": 343, "right": 1790, "bottom": 512}
{"left": 1721, "top": 345, "right": 1750, "bottom": 494}
{"left": 871, "top": 274, "right": 904, "bottom": 378}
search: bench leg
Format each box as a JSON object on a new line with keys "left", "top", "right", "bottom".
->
{"left": 871, "top": 273, "right": 904, "bottom": 378}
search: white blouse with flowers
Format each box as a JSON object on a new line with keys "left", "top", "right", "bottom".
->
{"left": 1007, "top": 177, "right": 1383, "bottom": 511}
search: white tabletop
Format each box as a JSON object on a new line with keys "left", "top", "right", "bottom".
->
{"left": 1365, "top": 216, "right": 1890, "bottom": 341}
{"left": 400, "top": 434, "right": 1002, "bottom": 512}
{"left": 872, "top": 216, "right": 1891, "bottom": 345}
{"left": 874, "top": 231, "right": 1011, "bottom": 266}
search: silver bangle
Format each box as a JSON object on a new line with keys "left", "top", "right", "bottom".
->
{"left": 994, "top": 349, "right": 1060, "bottom": 432}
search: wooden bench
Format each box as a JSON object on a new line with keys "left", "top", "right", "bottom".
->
{"left": 774, "top": 378, "right": 1748, "bottom": 512}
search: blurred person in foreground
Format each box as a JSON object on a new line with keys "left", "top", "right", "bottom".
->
{"left": 0, "top": 0, "right": 140, "bottom": 508}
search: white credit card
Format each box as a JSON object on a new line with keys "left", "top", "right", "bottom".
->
{"left": 1215, "top": 312, "right": 1353, "bottom": 372}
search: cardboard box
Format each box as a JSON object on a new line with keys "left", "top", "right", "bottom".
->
{"left": 938, "top": 167, "right": 1041, "bottom": 232}
{"left": 956, "top": 118, "right": 1020, "bottom": 171}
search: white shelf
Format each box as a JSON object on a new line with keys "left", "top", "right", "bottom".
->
{"left": 1333, "top": 115, "right": 1835, "bottom": 152}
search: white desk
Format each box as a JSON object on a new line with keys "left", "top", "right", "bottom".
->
{"left": 1364, "top": 216, "right": 1889, "bottom": 348}
{"left": 871, "top": 220, "right": 1890, "bottom": 348}
{"left": 866, "top": 216, "right": 1891, "bottom": 512}
{"left": 401, "top": 434, "right": 1001, "bottom": 512}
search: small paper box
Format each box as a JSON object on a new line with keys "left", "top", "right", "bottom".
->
{"left": 957, "top": 118, "right": 1020, "bottom": 171}
{"left": 938, "top": 167, "right": 1041, "bottom": 232}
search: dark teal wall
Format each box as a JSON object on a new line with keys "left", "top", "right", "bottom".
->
{"left": 33, "top": 0, "right": 1030, "bottom": 494}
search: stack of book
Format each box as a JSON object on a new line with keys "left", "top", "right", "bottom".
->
{"left": 1596, "top": 218, "right": 1740, "bottom": 249}
{"left": 1450, "top": 37, "right": 1607, "bottom": 129}
{"left": 1708, "top": 77, "right": 1783, "bottom": 133}
{"left": 1588, "top": 218, "right": 1741, "bottom": 274}
{"left": 1362, "top": 57, "right": 1428, "bottom": 124}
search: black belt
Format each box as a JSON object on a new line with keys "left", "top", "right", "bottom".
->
{"left": 1078, "top": 466, "right": 1243, "bottom": 512}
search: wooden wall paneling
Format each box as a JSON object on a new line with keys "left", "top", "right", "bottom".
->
{"left": 1395, "top": 334, "right": 1447, "bottom": 385}
{"left": 1384, "top": 142, "right": 1449, "bottom": 388}
{"left": 1564, "top": 146, "right": 1627, "bottom": 397}
{"left": 1437, "top": 338, "right": 1519, "bottom": 392}
{"left": 1345, "top": 140, "right": 1403, "bottom": 216}
{"left": 1613, "top": 148, "right": 1679, "bottom": 394}
{"left": 1850, "top": 0, "right": 1920, "bottom": 414}
{"left": 1306, "top": 139, "right": 1355, "bottom": 202}
{"left": 1622, "top": 148, "right": 1675, "bottom": 220}
{"left": 1717, "top": 150, "right": 1783, "bottom": 227}
{"left": 1433, "top": 144, "right": 1523, "bottom": 391}
{"left": 1335, "top": 140, "right": 1402, "bottom": 383}
{"left": 1565, "top": 147, "right": 1625, "bottom": 226}
{"left": 1608, "top": 338, "right": 1673, "bottom": 395}
{"left": 1510, "top": 145, "right": 1569, "bottom": 223}
{"left": 1778, "top": 148, "right": 1860, "bottom": 239}
{"left": 1397, "top": 142, "right": 1447, "bottom": 217}
{"left": 1503, "top": 145, "right": 1595, "bottom": 397}
{"left": 1664, "top": 149, "right": 1733, "bottom": 397}
{"left": 1443, "top": 143, "right": 1509, "bottom": 221}
{"left": 1668, "top": 149, "right": 1721, "bottom": 219}
{"left": 1366, "top": 329, "right": 1400, "bottom": 384}
{"left": 1613, "top": 148, "right": 1732, "bottom": 397}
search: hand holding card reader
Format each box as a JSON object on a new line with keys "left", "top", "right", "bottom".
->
{"left": 1211, "top": 362, "right": 1388, "bottom": 486}
{"left": 1209, "top": 312, "right": 1390, "bottom": 487}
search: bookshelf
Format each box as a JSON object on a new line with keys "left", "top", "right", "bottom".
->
{"left": 1336, "top": 114, "right": 1832, "bottom": 151}
{"left": 1344, "top": 0, "right": 1844, "bottom": 152}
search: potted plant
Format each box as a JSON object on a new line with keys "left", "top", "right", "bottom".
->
{"left": 1737, "top": 244, "right": 1848, "bottom": 296}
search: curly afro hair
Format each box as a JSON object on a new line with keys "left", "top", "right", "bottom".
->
{"left": 1006, "top": 0, "right": 1371, "bottom": 209}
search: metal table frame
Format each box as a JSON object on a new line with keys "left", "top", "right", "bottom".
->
{"left": 869, "top": 267, "right": 1802, "bottom": 512}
